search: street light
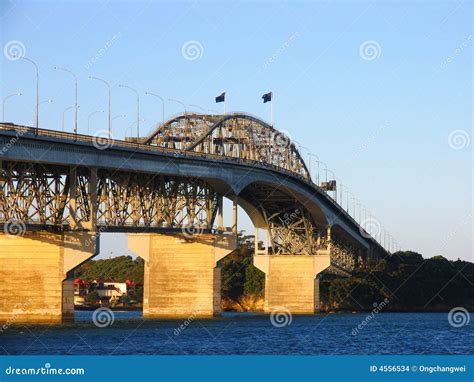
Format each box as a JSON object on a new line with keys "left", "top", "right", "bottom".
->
{"left": 2, "top": 92, "right": 22, "bottom": 121}
{"left": 19, "top": 57, "right": 39, "bottom": 132}
{"left": 145, "top": 92, "right": 165, "bottom": 125}
{"left": 344, "top": 189, "right": 354, "bottom": 215}
{"left": 88, "top": 110, "right": 104, "bottom": 135}
{"left": 119, "top": 84, "right": 140, "bottom": 142}
{"left": 326, "top": 168, "right": 336, "bottom": 201}
{"left": 35, "top": 99, "right": 53, "bottom": 129}
{"left": 89, "top": 76, "right": 111, "bottom": 138}
{"left": 294, "top": 141, "right": 313, "bottom": 181}
{"left": 189, "top": 104, "right": 206, "bottom": 113}
{"left": 168, "top": 98, "right": 186, "bottom": 115}
{"left": 124, "top": 118, "right": 146, "bottom": 137}
{"left": 111, "top": 114, "right": 126, "bottom": 136}
{"left": 316, "top": 160, "right": 328, "bottom": 183}
{"left": 55, "top": 67, "right": 78, "bottom": 138}
{"left": 62, "top": 106, "right": 74, "bottom": 132}
{"left": 308, "top": 153, "right": 320, "bottom": 184}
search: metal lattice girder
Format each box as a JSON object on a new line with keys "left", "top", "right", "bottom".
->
{"left": 144, "top": 113, "right": 310, "bottom": 180}
{"left": 329, "top": 240, "right": 356, "bottom": 273}
{"left": 239, "top": 182, "right": 326, "bottom": 255}
{"left": 96, "top": 171, "right": 218, "bottom": 228}
{"left": 0, "top": 162, "right": 218, "bottom": 231}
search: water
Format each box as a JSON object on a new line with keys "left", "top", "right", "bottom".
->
{"left": 1, "top": 312, "right": 472, "bottom": 355}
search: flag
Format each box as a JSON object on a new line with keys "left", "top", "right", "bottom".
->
{"left": 215, "top": 92, "right": 225, "bottom": 103}
{"left": 262, "top": 92, "right": 272, "bottom": 103}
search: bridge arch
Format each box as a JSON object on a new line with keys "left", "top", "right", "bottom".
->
{"left": 142, "top": 112, "right": 310, "bottom": 181}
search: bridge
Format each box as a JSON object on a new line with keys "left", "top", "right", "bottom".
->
{"left": 0, "top": 113, "right": 389, "bottom": 322}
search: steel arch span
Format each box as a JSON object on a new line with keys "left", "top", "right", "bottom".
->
{"left": 142, "top": 112, "right": 310, "bottom": 180}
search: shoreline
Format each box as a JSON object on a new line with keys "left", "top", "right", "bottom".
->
{"left": 74, "top": 306, "right": 473, "bottom": 314}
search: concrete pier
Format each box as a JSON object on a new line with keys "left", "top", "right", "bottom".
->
{"left": 128, "top": 233, "right": 236, "bottom": 317}
{"left": 253, "top": 255, "right": 330, "bottom": 314}
{"left": 0, "top": 232, "right": 97, "bottom": 323}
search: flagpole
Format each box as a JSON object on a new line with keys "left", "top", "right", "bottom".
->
{"left": 271, "top": 94, "right": 274, "bottom": 126}
{"left": 224, "top": 93, "right": 226, "bottom": 115}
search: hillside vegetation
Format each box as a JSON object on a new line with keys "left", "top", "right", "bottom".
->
{"left": 74, "top": 243, "right": 474, "bottom": 312}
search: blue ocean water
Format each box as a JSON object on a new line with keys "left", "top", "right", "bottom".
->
{"left": 1, "top": 312, "right": 472, "bottom": 355}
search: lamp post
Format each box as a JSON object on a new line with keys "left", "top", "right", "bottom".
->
{"left": 308, "top": 153, "right": 320, "bottom": 185}
{"left": 326, "top": 168, "right": 336, "bottom": 201}
{"left": 20, "top": 57, "right": 39, "bottom": 133}
{"left": 119, "top": 84, "right": 140, "bottom": 142}
{"left": 88, "top": 110, "right": 104, "bottom": 135}
{"left": 168, "top": 98, "right": 186, "bottom": 115}
{"left": 145, "top": 92, "right": 165, "bottom": 125}
{"left": 124, "top": 118, "right": 146, "bottom": 137}
{"left": 360, "top": 205, "right": 367, "bottom": 224}
{"left": 62, "top": 106, "right": 74, "bottom": 132}
{"left": 355, "top": 198, "right": 362, "bottom": 223}
{"left": 55, "top": 67, "right": 78, "bottom": 138}
{"left": 189, "top": 104, "right": 206, "bottom": 113}
{"left": 316, "top": 160, "right": 328, "bottom": 183}
{"left": 2, "top": 92, "right": 22, "bottom": 121}
{"left": 89, "top": 76, "right": 111, "bottom": 138}
{"left": 344, "top": 190, "right": 354, "bottom": 215}
{"left": 35, "top": 99, "right": 53, "bottom": 129}
{"left": 112, "top": 114, "right": 126, "bottom": 131}
{"left": 295, "top": 142, "right": 313, "bottom": 181}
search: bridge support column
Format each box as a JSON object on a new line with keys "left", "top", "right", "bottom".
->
{"left": 0, "top": 232, "right": 97, "bottom": 323}
{"left": 254, "top": 255, "right": 330, "bottom": 314}
{"left": 128, "top": 233, "right": 236, "bottom": 317}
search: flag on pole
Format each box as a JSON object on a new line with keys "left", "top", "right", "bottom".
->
{"left": 262, "top": 92, "right": 272, "bottom": 103}
{"left": 215, "top": 92, "right": 226, "bottom": 103}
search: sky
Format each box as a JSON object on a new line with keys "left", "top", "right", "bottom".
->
{"left": 0, "top": 0, "right": 472, "bottom": 261}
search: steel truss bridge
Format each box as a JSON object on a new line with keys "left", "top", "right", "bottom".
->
{"left": 0, "top": 113, "right": 389, "bottom": 275}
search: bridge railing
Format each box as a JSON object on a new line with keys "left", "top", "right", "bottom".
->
{"left": 0, "top": 122, "right": 385, "bottom": 253}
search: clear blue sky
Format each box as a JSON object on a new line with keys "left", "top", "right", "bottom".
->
{"left": 1, "top": 0, "right": 472, "bottom": 261}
